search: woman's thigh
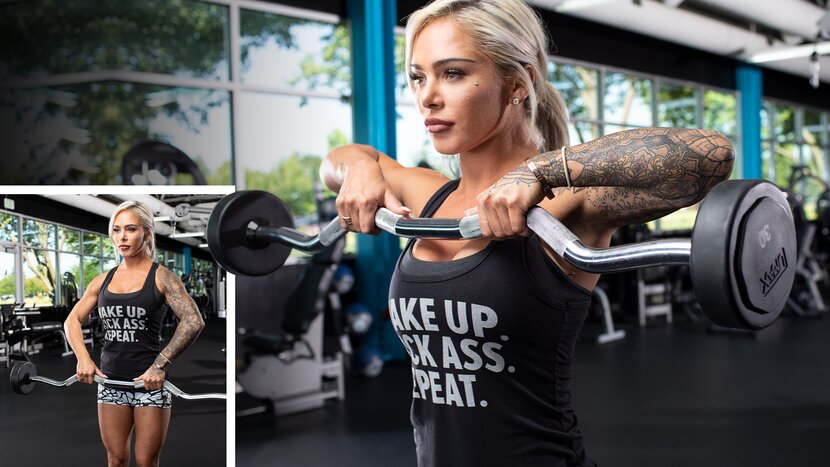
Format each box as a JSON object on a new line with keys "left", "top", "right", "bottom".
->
{"left": 133, "top": 406, "right": 171, "bottom": 463}
{"left": 98, "top": 403, "right": 135, "bottom": 456}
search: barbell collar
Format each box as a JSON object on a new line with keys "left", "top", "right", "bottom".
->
{"left": 28, "top": 374, "right": 226, "bottom": 400}
{"left": 527, "top": 207, "right": 691, "bottom": 273}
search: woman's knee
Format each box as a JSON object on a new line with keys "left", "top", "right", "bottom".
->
{"left": 106, "top": 453, "right": 130, "bottom": 467}
{"left": 135, "top": 455, "right": 160, "bottom": 467}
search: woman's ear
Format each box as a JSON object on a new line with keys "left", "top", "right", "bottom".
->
{"left": 510, "top": 64, "right": 536, "bottom": 101}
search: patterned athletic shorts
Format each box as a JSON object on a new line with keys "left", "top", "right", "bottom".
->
{"left": 97, "top": 384, "right": 172, "bottom": 409}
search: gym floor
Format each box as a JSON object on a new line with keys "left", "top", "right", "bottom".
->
{"left": 0, "top": 318, "right": 227, "bottom": 467}
{"left": 237, "top": 314, "right": 830, "bottom": 467}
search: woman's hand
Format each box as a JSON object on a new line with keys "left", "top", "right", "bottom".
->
{"left": 134, "top": 366, "right": 166, "bottom": 391}
{"left": 336, "top": 159, "right": 410, "bottom": 234}
{"left": 76, "top": 358, "right": 107, "bottom": 384}
{"left": 474, "top": 162, "right": 546, "bottom": 239}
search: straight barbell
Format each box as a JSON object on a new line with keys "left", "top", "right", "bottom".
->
{"left": 9, "top": 361, "right": 226, "bottom": 400}
{"left": 207, "top": 179, "right": 796, "bottom": 330}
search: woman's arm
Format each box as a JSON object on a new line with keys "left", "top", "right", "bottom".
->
{"left": 155, "top": 266, "right": 205, "bottom": 368}
{"left": 534, "top": 128, "right": 733, "bottom": 225}
{"left": 136, "top": 267, "right": 205, "bottom": 390}
{"left": 480, "top": 128, "right": 734, "bottom": 237}
{"left": 321, "top": 144, "right": 448, "bottom": 233}
{"left": 64, "top": 273, "right": 107, "bottom": 383}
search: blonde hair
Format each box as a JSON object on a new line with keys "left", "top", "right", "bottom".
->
{"left": 109, "top": 201, "right": 156, "bottom": 260}
{"left": 406, "top": 0, "right": 570, "bottom": 152}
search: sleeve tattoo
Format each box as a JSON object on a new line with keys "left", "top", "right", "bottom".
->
{"left": 155, "top": 267, "right": 205, "bottom": 368}
{"left": 525, "top": 128, "right": 734, "bottom": 224}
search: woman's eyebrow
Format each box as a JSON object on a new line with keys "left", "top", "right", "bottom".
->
{"left": 410, "top": 57, "right": 478, "bottom": 70}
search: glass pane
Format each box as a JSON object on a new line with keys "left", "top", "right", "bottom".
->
{"left": 0, "top": 0, "right": 230, "bottom": 80}
{"left": 702, "top": 90, "right": 737, "bottom": 136}
{"left": 604, "top": 124, "right": 643, "bottom": 136}
{"left": 568, "top": 121, "right": 600, "bottom": 145}
{"left": 23, "top": 248, "right": 56, "bottom": 307}
{"left": 803, "top": 109, "right": 824, "bottom": 146}
{"left": 103, "top": 255, "right": 117, "bottom": 272}
{"left": 658, "top": 83, "right": 696, "bottom": 128}
{"left": 394, "top": 33, "right": 410, "bottom": 101}
{"left": 59, "top": 252, "right": 80, "bottom": 306}
{"left": 240, "top": 10, "right": 349, "bottom": 95}
{"left": 548, "top": 61, "right": 599, "bottom": 121}
{"left": 83, "top": 233, "right": 101, "bottom": 256}
{"left": 804, "top": 144, "right": 828, "bottom": 185}
{"left": 773, "top": 105, "right": 796, "bottom": 143}
{"left": 0, "top": 250, "right": 16, "bottom": 305}
{"left": 238, "top": 93, "right": 352, "bottom": 218}
{"left": 603, "top": 72, "right": 652, "bottom": 126}
{"left": 59, "top": 227, "right": 80, "bottom": 253}
{"left": 774, "top": 143, "right": 800, "bottom": 187}
{"left": 83, "top": 257, "right": 102, "bottom": 290}
{"left": 22, "top": 219, "right": 56, "bottom": 249}
{"left": 649, "top": 204, "right": 698, "bottom": 232}
{"left": 102, "top": 240, "right": 116, "bottom": 263}
{"left": 762, "top": 141, "right": 774, "bottom": 181}
{"left": 2, "top": 83, "right": 232, "bottom": 185}
{"left": 0, "top": 213, "right": 18, "bottom": 242}
{"left": 761, "top": 101, "right": 772, "bottom": 140}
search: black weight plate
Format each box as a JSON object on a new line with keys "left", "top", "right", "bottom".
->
{"left": 735, "top": 197, "right": 796, "bottom": 315}
{"left": 207, "top": 191, "right": 294, "bottom": 276}
{"left": 10, "top": 361, "right": 36, "bottom": 395}
{"left": 691, "top": 180, "right": 796, "bottom": 330}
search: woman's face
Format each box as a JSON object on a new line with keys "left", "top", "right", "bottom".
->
{"left": 409, "top": 18, "right": 518, "bottom": 155}
{"left": 112, "top": 210, "right": 146, "bottom": 258}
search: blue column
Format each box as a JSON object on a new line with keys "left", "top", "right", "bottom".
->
{"left": 737, "top": 65, "right": 763, "bottom": 179}
{"left": 347, "top": 0, "right": 404, "bottom": 360}
{"left": 183, "top": 247, "right": 191, "bottom": 275}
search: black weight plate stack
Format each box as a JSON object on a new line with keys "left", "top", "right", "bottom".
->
{"left": 690, "top": 180, "right": 796, "bottom": 330}
{"left": 207, "top": 191, "right": 295, "bottom": 276}
{"left": 10, "top": 361, "right": 36, "bottom": 395}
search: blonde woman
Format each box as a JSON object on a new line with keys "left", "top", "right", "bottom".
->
{"left": 321, "top": 0, "right": 734, "bottom": 465}
{"left": 64, "top": 201, "right": 205, "bottom": 467}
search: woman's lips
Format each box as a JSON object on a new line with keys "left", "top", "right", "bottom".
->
{"left": 425, "top": 119, "right": 453, "bottom": 133}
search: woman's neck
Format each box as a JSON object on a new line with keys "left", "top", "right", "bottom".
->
{"left": 119, "top": 254, "right": 152, "bottom": 270}
{"left": 456, "top": 135, "right": 537, "bottom": 197}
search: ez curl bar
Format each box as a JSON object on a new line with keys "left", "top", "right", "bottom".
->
{"left": 207, "top": 179, "right": 797, "bottom": 331}
{"left": 9, "top": 361, "right": 226, "bottom": 400}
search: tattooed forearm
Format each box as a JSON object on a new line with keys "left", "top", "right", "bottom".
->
{"left": 155, "top": 267, "right": 205, "bottom": 368}
{"left": 530, "top": 128, "right": 734, "bottom": 221}
{"left": 490, "top": 166, "right": 538, "bottom": 190}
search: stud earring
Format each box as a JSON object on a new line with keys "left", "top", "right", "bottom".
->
{"left": 512, "top": 97, "right": 521, "bottom": 105}
{"left": 474, "top": 81, "right": 479, "bottom": 86}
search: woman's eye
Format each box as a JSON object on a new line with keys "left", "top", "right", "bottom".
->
{"left": 409, "top": 73, "right": 424, "bottom": 85}
{"left": 444, "top": 69, "right": 464, "bottom": 79}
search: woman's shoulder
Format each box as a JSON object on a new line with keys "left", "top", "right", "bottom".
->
{"left": 389, "top": 166, "right": 453, "bottom": 216}
{"left": 85, "top": 270, "right": 112, "bottom": 295}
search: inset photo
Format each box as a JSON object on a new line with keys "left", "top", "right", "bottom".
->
{"left": 0, "top": 190, "right": 229, "bottom": 466}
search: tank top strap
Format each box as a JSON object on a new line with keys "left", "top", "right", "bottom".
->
{"left": 143, "top": 262, "right": 160, "bottom": 294}
{"left": 419, "top": 178, "right": 461, "bottom": 218}
{"left": 100, "top": 266, "right": 118, "bottom": 292}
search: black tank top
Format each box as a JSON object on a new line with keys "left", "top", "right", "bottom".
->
{"left": 389, "top": 179, "right": 596, "bottom": 467}
{"left": 98, "top": 262, "right": 167, "bottom": 388}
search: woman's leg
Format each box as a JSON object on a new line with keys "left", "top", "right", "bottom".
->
{"left": 133, "top": 406, "right": 171, "bottom": 467}
{"left": 98, "top": 403, "right": 135, "bottom": 467}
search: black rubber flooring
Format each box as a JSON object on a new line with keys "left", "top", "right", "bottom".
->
{"left": 236, "top": 314, "right": 830, "bottom": 467}
{"left": 1, "top": 318, "right": 227, "bottom": 467}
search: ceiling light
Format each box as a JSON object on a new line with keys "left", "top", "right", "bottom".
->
{"left": 748, "top": 41, "right": 830, "bottom": 63}
{"left": 555, "top": 0, "right": 624, "bottom": 13}
{"left": 169, "top": 231, "right": 205, "bottom": 238}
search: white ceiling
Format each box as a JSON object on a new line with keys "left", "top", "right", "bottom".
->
{"left": 530, "top": 0, "right": 830, "bottom": 86}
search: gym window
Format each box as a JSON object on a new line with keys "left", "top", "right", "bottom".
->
{"left": 762, "top": 100, "right": 830, "bottom": 220}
